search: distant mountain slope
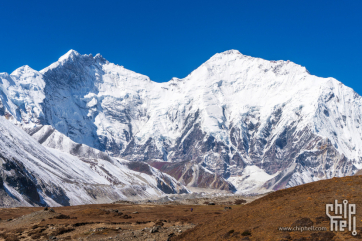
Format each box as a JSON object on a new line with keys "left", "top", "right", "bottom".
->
{"left": 1, "top": 49, "right": 361, "bottom": 193}
{"left": 0, "top": 116, "right": 188, "bottom": 207}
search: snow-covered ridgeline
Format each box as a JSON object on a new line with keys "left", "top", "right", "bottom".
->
{"left": 1, "top": 49, "right": 362, "bottom": 195}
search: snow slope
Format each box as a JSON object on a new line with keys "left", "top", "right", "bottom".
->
{"left": 0, "top": 116, "right": 188, "bottom": 207}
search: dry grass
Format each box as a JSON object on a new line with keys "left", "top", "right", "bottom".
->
{"left": 0, "top": 201, "right": 227, "bottom": 240}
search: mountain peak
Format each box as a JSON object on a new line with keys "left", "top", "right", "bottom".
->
{"left": 205, "top": 49, "right": 244, "bottom": 64}
{"left": 58, "top": 49, "right": 80, "bottom": 62}
{"left": 94, "top": 53, "right": 108, "bottom": 64}
{"left": 11, "top": 65, "right": 38, "bottom": 77}
{"left": 40, "top": 50, "right": 82, "bottom": 74}
{"left": 220, "top": 49, "right": 242, "bottom": 55}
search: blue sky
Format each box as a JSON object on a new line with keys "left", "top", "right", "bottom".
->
{"left": 1, "top": 0, "right": 362, "bottom": 93}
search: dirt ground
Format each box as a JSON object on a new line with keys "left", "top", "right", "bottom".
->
{"left": 0, "top": 199, "right": 249, "bottom": 241}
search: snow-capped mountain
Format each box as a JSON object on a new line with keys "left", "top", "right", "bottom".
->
{"left": 1, "top": 49, "right": 362, "bottom": 195}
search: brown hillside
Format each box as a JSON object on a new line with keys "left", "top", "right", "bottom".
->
{"left": 174, "top": 175, "right": 362, "bottom": 241}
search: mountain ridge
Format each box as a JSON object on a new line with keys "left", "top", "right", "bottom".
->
{"left": 1, "top": 49, "right": 361, "bottom": 196}
{"left": 0, "top": 115, "right": 189, "bottom": 207}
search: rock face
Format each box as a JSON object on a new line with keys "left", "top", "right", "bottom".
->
{"left": 1, "top": 49, "right": 362, "bottom": 194}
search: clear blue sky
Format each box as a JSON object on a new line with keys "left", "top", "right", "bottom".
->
{"left": 1, "top": 1, "right": 362, "bottom": 93}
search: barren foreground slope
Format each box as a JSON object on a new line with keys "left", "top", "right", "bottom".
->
{"left": 175, "top": 175, "right": 362, "bottom": 241}
{"left": 0, "top": 196, "right": 253, "bottom": 241}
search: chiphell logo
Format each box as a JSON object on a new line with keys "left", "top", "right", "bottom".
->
{"left": 326, "top": 200, "right": 357, "bottom": 236}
